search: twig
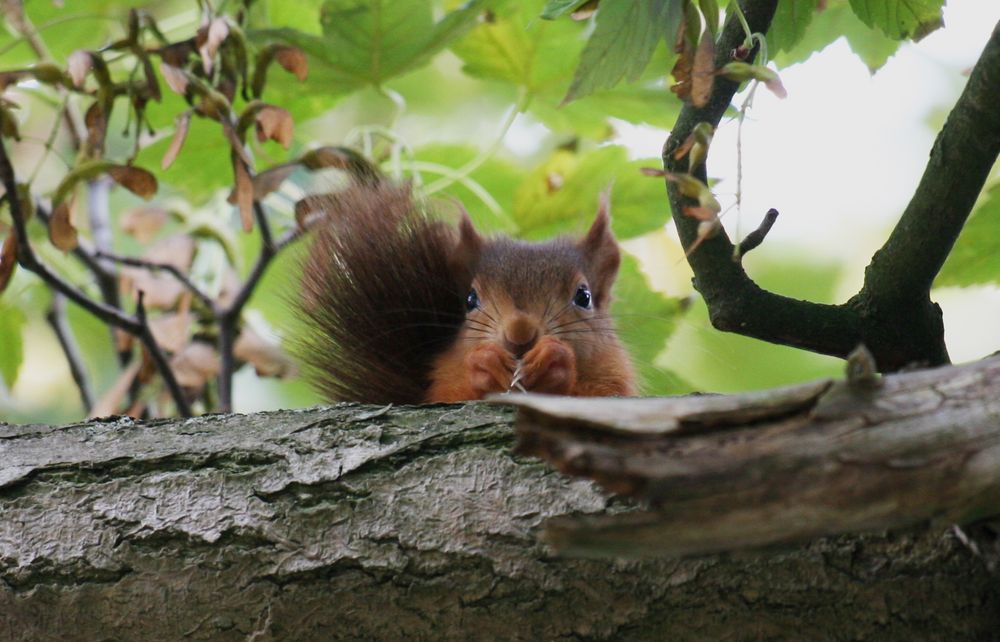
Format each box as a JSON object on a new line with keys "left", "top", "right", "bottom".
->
{"left": 94, "top": 249, "right": 216, "bottom": 312}
{"left": 215, "top": 204, "right": 304, "bottom": 412}
{"left": 135, "top": 290, "right": 191, "bottom": 416}
{"left": 736, "top": 208, "right": 778, "bottom": 258}
{"left": 0, "top": 136, "right": 192, "bottom": 417}
{"left": 45, "top": 292, "right": 95, "bottom": 412}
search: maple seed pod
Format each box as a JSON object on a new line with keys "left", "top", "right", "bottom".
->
{"left": 718, "top": 61, "right": 756, "bottom": 82}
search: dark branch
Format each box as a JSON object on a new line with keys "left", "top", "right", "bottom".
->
{"left": 861, "top": 25, "right": 1000, "bottom": 302}
{"left": 0, "top": 137, "right": 191, "bottom": 417}
{"left": 135, "top": 290, "right": 192, "bottom": 417}
{"left": 736, "top": 208, "right": 778, "bottom": 257}
{"left": 94, "top": 249, "right": 217, "bottom": 312}
{"left": 662, "top": 2, "right": 1000, "bottom": 371}
{"left": 45, "top": 292, "right": 95, "bottom": 412}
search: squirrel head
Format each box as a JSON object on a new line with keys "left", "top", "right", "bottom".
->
{"left": 450, "top": 197, "right": 622, "bottom": 361}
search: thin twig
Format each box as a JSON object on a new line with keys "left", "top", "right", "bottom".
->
{"left": 0, "top": 136, "right": 192, "bottom": 417}
{"left": 135, "top": 290, "right": 191, "bottom": 416}
{"left": 94, "top": 249, "right": 217, "bottom": 312}
{"left": 216, "top": 203, "right": 304, "bottom": 412}
{"left": 45, "top": 292, "right": 95, "bottom": 412}
{"left": 736, "top": 208, "right": 778, "bottom": 258}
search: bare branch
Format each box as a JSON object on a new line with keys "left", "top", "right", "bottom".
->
{"left": 45, "top": 292, "right": 94, "bottom": 412}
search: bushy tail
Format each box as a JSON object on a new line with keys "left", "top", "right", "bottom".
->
{"left": 294, "top": 182, "right": 467, "bottom": 404}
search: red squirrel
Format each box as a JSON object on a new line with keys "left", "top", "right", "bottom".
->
{"left": 296, "top": 180, "right": 636, "bottom": 404}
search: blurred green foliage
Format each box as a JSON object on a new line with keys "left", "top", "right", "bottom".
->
{"left": 0, "top": 0, "right": 955, "bottom": 422}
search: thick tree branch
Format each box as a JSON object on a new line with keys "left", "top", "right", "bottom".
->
{"left": 663, "top": 4, "right": 1000, "bottom": 371}
{"left": 508, "top": 353, "right": 1000, "bottom": 558}
{"left": 1, "top": 403, "right": 998, "bottom": 639}
{"left": 859, "top": 24, "right": 1000, "bottom": 301}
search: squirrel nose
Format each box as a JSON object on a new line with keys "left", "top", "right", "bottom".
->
{"left": 503, "top": 316, "right": 538, "bottom": 358}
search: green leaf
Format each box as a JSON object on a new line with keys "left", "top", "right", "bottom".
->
{"left": 513, "top": 146, "right": 671, "bottom": 241}
{"left": 772, "top": 1, "right": 900, "bottom": 72}
{"left": 540, "top": 0, "right": 590, "bottom": 19}
{"left": 937, "top": 183, "right": 1000, "bottom": 288}
{"left": 564, "top": 0, "right": 683, "bottom": 102}
{"left": 318, "top": 0, "right": 485, "bottom": 85}
{"left": 0, "top": 302, "right": 25, "bottom": 388}
{"left": 848, "top": 0, "right": 944, "bottom": 41}
{"left": 451, "top": 0, "right": 584, "bottom": 91}
{"left": 409, "top": 144, "right": 522, "bottom": 234}
{"left": 612, "top": 253, "right": 689, "bottom": 395}
{"left": 767, "top": 0, "right": 820, "bottom": 55}
{"left": 136, "top": 117, "right": 232, "bottom": 201}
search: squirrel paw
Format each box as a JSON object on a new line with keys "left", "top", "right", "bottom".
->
{"left": 521, "top": 336, "right": 577, "bottom": 395}
{"left": 465, "top": 342, "right": 516, "bottom": 396}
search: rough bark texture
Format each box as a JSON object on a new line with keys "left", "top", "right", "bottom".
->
{"left": 1, "top": 402, "right": 999, "bottom": 640}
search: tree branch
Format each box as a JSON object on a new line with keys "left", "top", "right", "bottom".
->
{"left": 859, "top": 25, "right": 1000, "bottom": 301}
{"left": 662, "top": 3, "right": 1000, "bottom": 371}
{"left": 45, "top": 292, "right": 94, "bottom": 412}
{"left": 0, "top": 137, "right": 191, "bottom": 417}
{"left": 507, "top": 353, "right": 1000, "bottom": 558}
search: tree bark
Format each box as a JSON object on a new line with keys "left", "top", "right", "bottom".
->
{"left": 1, "top": 402, "right": 999, "bottom": 640}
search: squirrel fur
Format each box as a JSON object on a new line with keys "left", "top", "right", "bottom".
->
{"left": 296, "top": 180, "right": 636, "bottom": 404}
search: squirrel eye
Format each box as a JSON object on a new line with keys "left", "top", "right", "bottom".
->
{"left": 573, "top": 285, "right": 592, "bottom": 309}
{"left": 465, "top": 288, "right": 479, "bottom": 312}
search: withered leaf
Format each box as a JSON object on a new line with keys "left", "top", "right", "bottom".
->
{"left": 48, "top": 199, "right": 78, "bottom": 251}
{"left": 234, "top": 327, "right": 297, "bottom": 378}
{"left": 148, "top": 302, "right": 192, "bottom": 353}
{"left": 84, "top": 101, "right": 108, "bottom": 153}
{"left": 171, "top": 341, "right": 220, "bottom": 389}
{"left": 88, "top": 361, "right": 142, "bottom": 419}
{"left": 120, "top": 205, "right": 169, "bottom": 243}
{"left": 233, "top": 155, "right": 254, "bottom": 232}
{"left": 0, "top": 234, "right": 17, "bottom": 295}
{"left": 161, "top": 110, "right": 192, "bottom": 170}
{"left": 691, "top": 28, "right": 715, "bottom": 108}
{"left": 198, "top": 17, "right": 230, "bottom": 75}
{"left": 67, "top": 50, "right": 93, "bottom": 87}
{"left": 254, "top": 105, "right": 293, "bottom": 149}
{"left": 247, "top": 162, "right": 297, "bottom": 201}
{"left": 294, "top": 194, "right": 332, "bottom": 230}
{"left": 274, "top": 46, "right": 308, "bottom": 82}
{"left": 159, "top": 63, "right": 189, "bottom": 95}
{"left": 107, "top": 165, "right": 157, "bottom": 199}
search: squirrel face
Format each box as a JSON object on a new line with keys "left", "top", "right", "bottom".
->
{"left": 427, "top": 203, "right": 635, "bottom": 399}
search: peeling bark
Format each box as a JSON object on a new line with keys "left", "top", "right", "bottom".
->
{"left": 1, "top": 402, "right": 999, "bottom": 639}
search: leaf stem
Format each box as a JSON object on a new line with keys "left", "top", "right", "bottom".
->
{"left": 423, "top": 89, "right": 531, "bottom": 196}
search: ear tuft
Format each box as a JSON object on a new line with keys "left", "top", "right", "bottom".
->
{"left": 579, "top": 193, "right": 620, "bottom": 309}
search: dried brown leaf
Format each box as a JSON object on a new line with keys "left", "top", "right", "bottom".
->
{"left": 691, "top": 29, "right": 715, "bottom": 108}
{"left": 88, "top": 360, "right": 142, "bottom": 419}
{"left": 274, "top": 46, "right": 308, "bottom": 81}
{"left": 234, "top": 327, "right": 297, "bottom": 378}
{"left": 171, "top": 342, "right": 220, "bottom": 389}
{"left": 160, "top": 63, "right": 189, "bottom": 95}
{"left": 120, "top": 205, "right": 169, "bottom": 243}
{"left": 242, "top": 162, "right": 297, "bottom": 202}
{"left": 144, "top": 233, "right": 196, "bottom": 270}
{"left": 84, "top": 102, "right": 107, "bottom": 153}
{"left": 148, "top": 294, "right": 192, "bottom": 353}
{"left": 0, "top": 234, "right": 17, "bottom": 295}
{"left": 233, "top": 155, "right": 254, "bottom": 233}
{"left": 107, "top": 165, "right": 158, "bottom": 199}
{"left": 198, "top": 17, "right": 230, "bottom": 75}
{"left": 161, "top": 110, "right": 192, "bottom": 170}
{"left": 67, "top": 50, "right": 93, "bottom": 87}
{"left": 48, "top": 199, "right": 78, "bottom": 251}
{"left": 254, "top": 105, "right": 293, "bottom": 149}
{"left": 294, "top": 194, "right": 333, "bottom": 230}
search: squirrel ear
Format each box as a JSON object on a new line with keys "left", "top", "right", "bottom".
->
{"left": 579, "top": 193, "right": 620, "bottom": 308}
{"left": 450, "top": 211, "right": 483, "bottom": 283}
